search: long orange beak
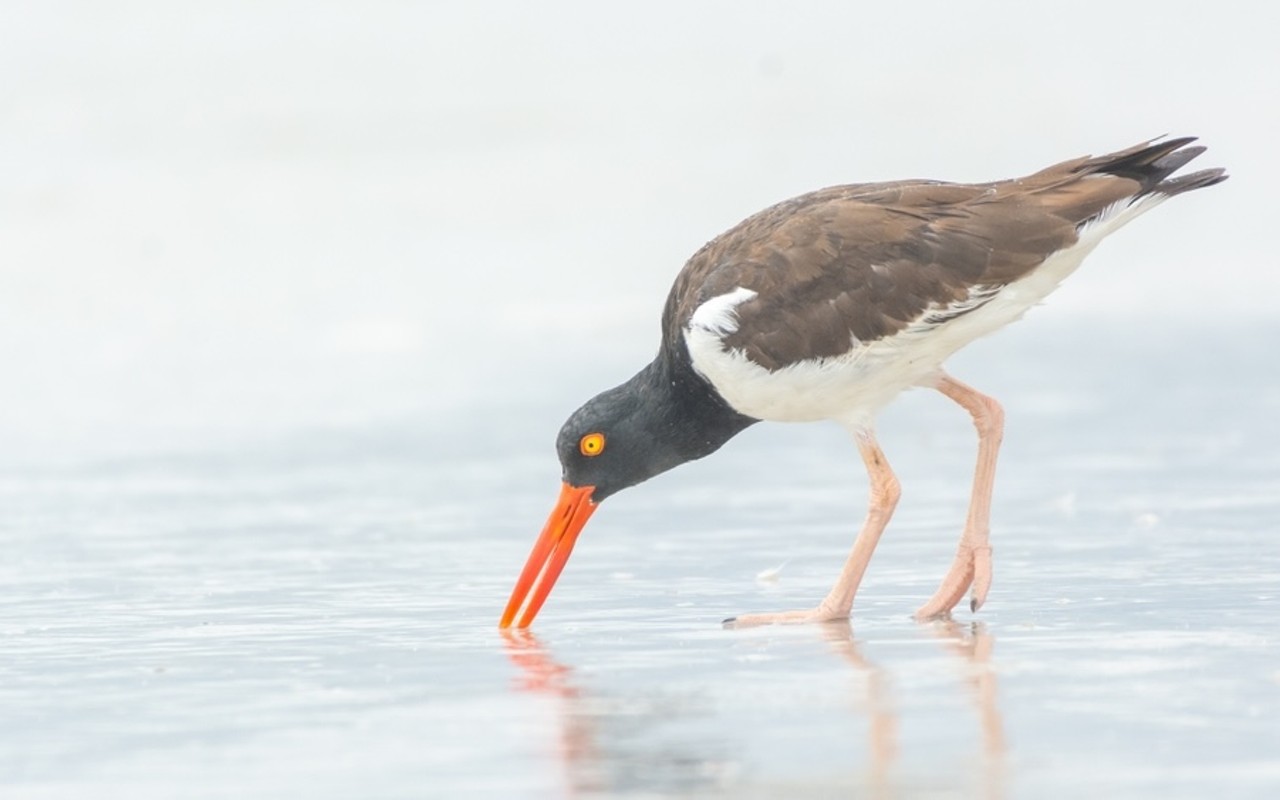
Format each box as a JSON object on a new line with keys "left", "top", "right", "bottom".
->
{"left": 499, "top": 482, "right": 598, "bottom": 628}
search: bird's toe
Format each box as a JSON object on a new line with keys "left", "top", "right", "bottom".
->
{"left": 724, "top": 607, "right": 848, "bottom": 628}
{"left": 970, "top": 544, "right": 993, "bottom": 612}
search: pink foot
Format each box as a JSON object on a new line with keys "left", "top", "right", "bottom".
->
{"left": 724, "top": 605, "right": 850, "bottom": 628}
{"left": 914, "top": 543, "right": 992, "bottom": 620}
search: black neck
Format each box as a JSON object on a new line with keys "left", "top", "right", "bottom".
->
{"left": 560, "top": 337, "right": 759, "bottom": 501}
{"left": 639, "top": 339, "right": 758, "bottom": 466}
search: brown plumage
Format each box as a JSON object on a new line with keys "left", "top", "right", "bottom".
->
{"left": 662, "top": 137, "right": 1226, "bottom": 370}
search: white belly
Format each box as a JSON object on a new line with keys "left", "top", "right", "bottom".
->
{"left": 684, "top": 237, "right": 1103, "bottom": 428}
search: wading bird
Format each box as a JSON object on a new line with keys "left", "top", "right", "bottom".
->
{"left": 500, "top": 137, "right": 1225, "bottom": 629}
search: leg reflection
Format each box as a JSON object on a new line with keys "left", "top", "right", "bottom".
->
{"left": 817, "top": 621, "right": 1006, "bottom": 799}
{"left": 926, "top": 620, "right": 1007, "bottom": 799}
{"left": 818, "top": 621, "right": 897, "bottom": 798}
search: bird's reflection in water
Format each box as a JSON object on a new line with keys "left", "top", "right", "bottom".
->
{"left": 820, "top": 619, "right": 1006, "bottom": 799}
{"left": 502, "top": 629, "right": 576, "bottom": 697}
{"left": 926, "top": 619, "right": 1007, "bottom": 778}
{"left": 500, "top": 630, "right": 600, "bottom": 794}
{"left": 500, "top": 629, "right": 733, "bottom": 796}
{"left": 817, "top": 621, "right": 897, "bottom": 796}
{"left": 501, "top": 621, "right": 1005, "bottom": 798}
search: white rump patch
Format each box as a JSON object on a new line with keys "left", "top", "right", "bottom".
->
{"left": 688, "top": 287, "right": 758, "bottom": 335}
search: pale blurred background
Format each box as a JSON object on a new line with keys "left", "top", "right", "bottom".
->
{"left": 1, "top": 0, "right": 1272, "bottom": 467}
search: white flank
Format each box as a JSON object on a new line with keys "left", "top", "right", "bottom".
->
{"left": 686, "top": 202, "right": 1150, "bottom": 428}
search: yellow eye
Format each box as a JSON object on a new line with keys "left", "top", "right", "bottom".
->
{"left": 579, "top": 432, "right": 606, "bottom": 457}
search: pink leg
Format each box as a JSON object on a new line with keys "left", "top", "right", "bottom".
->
{"left": 728, "top": 429, "right": 901, "bottom": 627}
{"left": 915, "top": 373, "right": 1004, "bottom": 619}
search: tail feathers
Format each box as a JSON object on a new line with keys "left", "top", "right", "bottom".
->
{"left": 1150, "top": 144, "right": 1206, "bottom": 178}
{"left": 1068, "top": 137, "right": 1226, "bottom": 240}
{"left": 1086, "top": 136, "right": 1228, "bottom": 197}
{"left": 1154, "top": 166, "right": 1228, "bottom": 196}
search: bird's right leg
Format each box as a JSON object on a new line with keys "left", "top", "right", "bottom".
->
{"left": 727, "top": 429, "right": 901, "bottom": 627}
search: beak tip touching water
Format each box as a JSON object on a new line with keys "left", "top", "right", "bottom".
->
{"left": 499, "top": 483, "right": 597, "bottom": 629}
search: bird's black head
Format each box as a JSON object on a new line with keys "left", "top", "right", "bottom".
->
{"left": 499, "top": 354, "right": 756, "bottom": 630}
{"left": 555, "top": 358, "right": 758, "bottom": 502}
{"left": 554, "top": 382, "right": 665, "bottom": 503}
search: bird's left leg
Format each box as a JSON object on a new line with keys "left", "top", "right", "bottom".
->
{"left": 727, "top": 429, "right": 900, "bottom": 627}
{"left": 915, "top": 373, "right": 1004, "bottom": 619}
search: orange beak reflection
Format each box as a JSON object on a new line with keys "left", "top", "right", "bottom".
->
{"left": 500, "top": 483, "right": 598, "bottom": 628}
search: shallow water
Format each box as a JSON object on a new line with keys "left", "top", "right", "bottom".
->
{"left": 2, "top": 322, "right": 1277, "bottom": 798}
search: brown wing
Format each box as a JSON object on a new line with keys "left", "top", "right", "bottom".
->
{"left": 662, "top": 138, "right": 1224, "bottom": 370}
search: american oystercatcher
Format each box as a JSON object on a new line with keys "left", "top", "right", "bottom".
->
{"left": 500, "top": 137, "right": 1226, "bottom": 629}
